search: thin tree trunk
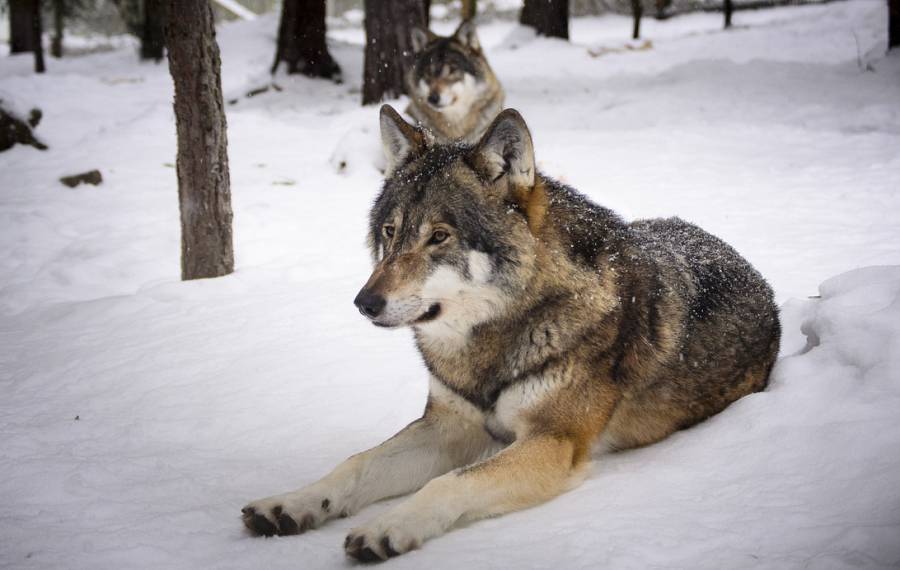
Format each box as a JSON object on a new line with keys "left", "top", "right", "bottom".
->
{"left": 164, "top": 0, "right": 235, "bottom": 280}
{"left": 890, "top": 0, "right": 900, "bottom": 50}
{"left": 362, "top": 0, "right": 427, "bottom": 105}
{"left": 520, "top": 0, "right": 569, "bottom": 40}
{"left": 461, "top": 0, "right": 476, "bottom": 20}
{"left": 142, "top": 0, "right": 165, "bottom": 61}
{"left": 271, "top": 0, "right": 341, "bottom": 80}
{"left": 9, "top": 0, "right": 38, "bottom": 53}
{"left": 51, "top": 0, "right": 64, "bottom": 58}
{"left": 632, "top": 0, "right": 642, "bottom": 39}
{"left": 32, "top": 1, "right": 45, "bottom": 73}
{"left": 724, "top": 0, "right": 733, "bottom": 28}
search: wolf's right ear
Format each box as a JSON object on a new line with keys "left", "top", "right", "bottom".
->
{"left": 380, "top": 105, "right": 427, "bottom": 177}
{"left": 454, "top": 19, "right": 480, "bottom": 51}
{"left": 470, "top": 109, "right": 535, "bottom": 190}
{"left": 410, "top": 27, "right": 431, "bottom": 53}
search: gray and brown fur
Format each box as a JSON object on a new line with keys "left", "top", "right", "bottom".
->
{"left": 242, "top": 106, "right": 781, "bottom": 562}
{"left": 405, "top": 19, "right": 504, "bottom": 144}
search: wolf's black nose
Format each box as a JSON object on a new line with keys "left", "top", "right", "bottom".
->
{"left": 354, "top": 290, "right": 386, "bottom": 319}
{"left": 427, "top": 92, "right": 440, "bottom": 106}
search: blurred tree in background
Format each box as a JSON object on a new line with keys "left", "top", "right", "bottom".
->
{"left": 112, "top": 0, "right": 164, "bottom": 60}
{"left": 890, "top": 0, "right": 898, "bottom": 49}
{"left": 362, "top": 0, "right": 427, "bottom": 104}
{"left": 521, "top": 0, "right": 569, "bottom": 39}
{"left": 272, "top": 0, "right": 341, "bottom": 80}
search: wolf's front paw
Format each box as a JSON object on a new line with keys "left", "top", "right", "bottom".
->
{"left": 241, "top": 493, "right": 334, "bottom": 537}
{"left": 344, "top": 512, "right": 435, "bottom": 562}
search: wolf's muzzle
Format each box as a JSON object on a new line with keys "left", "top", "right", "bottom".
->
{"left": 354, "top": 289, "right": 386, "bottom": 320}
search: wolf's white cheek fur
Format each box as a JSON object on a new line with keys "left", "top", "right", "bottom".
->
{"left": 416, "top": 259, "right": 505, "bottom": 346}
{"left": 468, "top": 251, "right": 492, "bottom": 284}
{"left": 439, "top": 74, "right": 482, "bottom": 122}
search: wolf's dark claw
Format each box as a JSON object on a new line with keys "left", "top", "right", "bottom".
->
{"left": 245, "top": 513, "right": 278, "bottom": 537}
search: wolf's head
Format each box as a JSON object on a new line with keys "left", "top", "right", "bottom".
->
{"left": 354, "top": 106, "right": 547, "bottom": 341}
{"left": 408, "top": 20, "right": 492, "bottom": 111}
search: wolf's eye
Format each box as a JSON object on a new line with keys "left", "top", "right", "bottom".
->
{"left": 383, "top": 225, "right": 395, "bottom": 239}
{"left": 429, "top": 229, "right": 449, "bottom": 245}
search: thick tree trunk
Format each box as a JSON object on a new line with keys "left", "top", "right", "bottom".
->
{"left": 51, "top": 0, "right": 64, "bottom": 58}
{"left": 271, "top": 0, "right": 341, "bottom": 80}
{"left": 32, "top": 1, "right": 45, "bottom": 73}
{"left": 461, "top": 0, "right": 476, "bottom": 20}
{"left": 142, "top": 0, "right": 165, "bottom": 61}
{"left": 632, "top": 0, "right": 642, "bottom": 39}
{"left": 724, "top": 0, "right": 734, "bottom": 28}
{"left": 890, "top": 0, "right": 899, "bottom": 50}
{"left": 521, "top": 0, "right": 569, "bottom": 40}
{"left": 362, "top": 0, "right": 427, "bottom": 105}
{"left": 655, "top": 0, "right": 671, "bottom": 19}
{"left": 9, "top": 0, "right": 38, "bottom": 53}
{"left": 164, "top": 0, "right": 235, "bottom": 281}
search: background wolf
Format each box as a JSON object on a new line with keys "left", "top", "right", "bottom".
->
{"left": 242, "top": 106, "right": 781, "bottom": 562}
{"left": 405, "top": 19, "right": 504, "bottom": 143}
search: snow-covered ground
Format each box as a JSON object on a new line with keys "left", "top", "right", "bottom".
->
{"left": 1, "top": 2, "right": 899, "bottom": 568}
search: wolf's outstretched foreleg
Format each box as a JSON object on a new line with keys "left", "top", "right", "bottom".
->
{"left": 241, "top": 397, "right": 494, "bottom": 537}
{"left": 343, "top": 434, "right": 591, "bottom": 562}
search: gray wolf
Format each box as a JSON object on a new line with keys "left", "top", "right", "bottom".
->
{"left": 405, "top": 19, "right": 504, "bottom": 144}
{"left": 242, "top": 106, "right": 781, "bottom": 562}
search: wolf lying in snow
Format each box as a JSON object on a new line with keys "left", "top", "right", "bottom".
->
{"left": 243, "top": 106, "right": 781, "bottom": 562}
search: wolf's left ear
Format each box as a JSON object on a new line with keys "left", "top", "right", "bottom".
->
{"left": 470, "top": 109, "right": 535, "bottom": 190}
{"left": 454, "top": 19, "right": 480, "bottom": 51}
{"left": 380, "top": 105, "right": 428, "bottom": 177}
{"left": 410, "top": 27, "right": 431, "bottom": 53}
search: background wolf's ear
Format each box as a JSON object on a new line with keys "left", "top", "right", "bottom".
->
{"left": 380, "top": 105, "right": 427, "bottom": 177}
{"left": 454, "top": 19, "right": 480, "bottom": 51}
{"left": 410, "top": 27, "right": 431, "bottom": 53}
{"left": 470, "top": 109, "right": 535, "bottom": 189}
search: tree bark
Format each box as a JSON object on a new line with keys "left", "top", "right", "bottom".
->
{"left": 32, "top": 1, "right": 46, "bottom": 73}
{"left": 9, "top": 0, "right": 38, "bottom": 53}
{"left": 724, "top": 0, "right": 734, "bottom": 28}
{"left": 362, "top": 0, "right": 428, "bottom": 105}
{"left": 164, "top": 0, "right": 235, "bottom": 281}
{"left": 142, "top": 0, "right": 165, "bottom": 61}
{"left": 632, "top": 0, "right": 642, "bottom": 39}
{"left": 271, "top": 0, "right": 341, "bottom": 80}
{"left": 890, "top": 0, "right": 900, "bottom": 50}
{"left": 461, "top": 0, "right": 476, "bottom": 20}
{"left": 51, "top": 0, "right": 64, "bottom": 58}
{"left": 520, "top": 0, "right": 569, "bottom": 40}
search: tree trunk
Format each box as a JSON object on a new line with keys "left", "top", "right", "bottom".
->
{"left": 724, "top": 0, "right": 733, "bottom": 28}
{"left": 142, "top": 0, "right": 165, "bottom": 61}
{"left": 461, "top": 0, "right": 476, "bottom": 20}
{"left": 271, "top": 0, "right": 341, "bottom": 80}
{"left": 362, "top": 0, "right": 427, "bottom": 105}
{"left": 654, "top": 0, "right": 670, "bottom": 19}
{"left": 32, "top": 1, "right": 45, "bottom": 73}
{"left": 632, "top": 0, "right": 642, "bottom": 39}
{"left": 164, "top": 0, "right": 235, "bottom": 281}
{"left": 9, "top": 0, "right": 38, "bottom": 53}
{"left": 890, "top": 0, "right": 900, "bottom": 50}
{"left": 520, "top": 0, "right": 569, "bottom": 40}
{"left": 51, "top": 0, "right": 64, "bottom": 58}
